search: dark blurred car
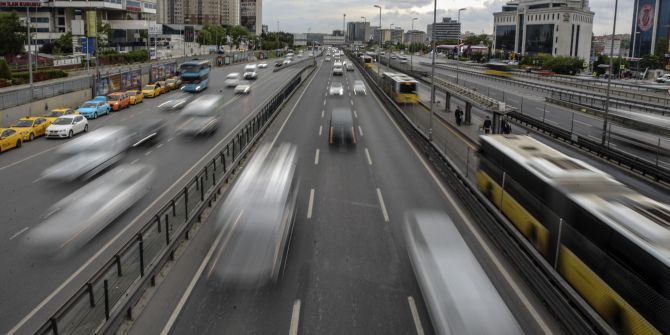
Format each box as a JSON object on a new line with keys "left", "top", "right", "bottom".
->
{"left": 158, "top": 98, "right": 191, "bottom": 113}
{"left": 329, "top": 107, "right": 356, "bottom": 145}
{"left": 274, "top": 61, "right": 284, "bottom": 68}
{"left": 129, "top": 119, "right": 166, "bottom": 147}
{"left": 178, "top": 94, "right": 225, "bottom": 136}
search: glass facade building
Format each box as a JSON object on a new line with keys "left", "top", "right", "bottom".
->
{"left": 495, "top": 25, "right": 516, "bottom": 51}
{"left": 525, "top": 24, "right": 554, "bottom": 54}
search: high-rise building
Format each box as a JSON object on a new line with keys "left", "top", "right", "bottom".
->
{"left": 492, "top": 0, "right": 593, "bottom": 59}
{"left": 404, "top": 30, "right": 426, "bottom": 45}
{"left": 262, "top": 24, "right": 268, "bottom": 34}
{"left": 630, "top": 0, "right": 670, "bottom": 57}
{"left": 347, "top": 21, "right": 372, "bottom": 43}
{"left": 427, "top": 17, "right": 460, "bottom": 42}
{"left": 222, "top": 0, "right": 239, "bottom": 26}
{"left": 240, "top": 0, "right": 262, "bottom": 35}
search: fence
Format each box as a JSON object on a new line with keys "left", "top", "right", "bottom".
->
{"left": 29, "top": 63, "right": 313, "bottom": 335}
{"left": 0, "top": 76, "right": 93, "bottom": 110}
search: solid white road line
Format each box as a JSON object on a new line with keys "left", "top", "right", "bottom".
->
{"left": 319, "top": 125, "right": 323, "bottom": 136}
{"left": 358, "top": 126, "right": 363, "bottom": 137}
{"left": 350, "top": 99, "right": 354, "bottom": 106}
{"left": 588, "top": 134, "right": 601, "bottom": 141}
{"left": 144, "top": 150, "right": 153, "bottom": 156}
{"left": 307, "top": 189, "right": 315, "bottom": 219}
{"left": 376, "top": 188, "right": 389, "bottom": 223}
{"left": 407, "top": 296, "right": 425, "bottom": 335}
{"left": 574, "top": 119, "right": 592, "bottom": 127}
{"left": 365, "top": 148, "right": 372, "bottom": 165}
{"left": 0, "top": 146, "right": 61, "bottom": 172}
{"left": 314, "top": 149, "right": 320, "bottom": 165}
{"left": 289, "top": 299, "right": 302, "bottom": 335}
{"left": 544, "top": 119, "right": 559, "bottom": 126}
{"left": 9, "top": 227, "right": 29, "bottom": 241}
{"left": 130, "top": 158, "right": 140, "bottom": 165}
{"left": 156, "top": 143, "right": 164, "bottom": 149}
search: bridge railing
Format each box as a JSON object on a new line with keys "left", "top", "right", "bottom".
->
{"left": 30, "top": 63, "right": 315, "bottom": 335}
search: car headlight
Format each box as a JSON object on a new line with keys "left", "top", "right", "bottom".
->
{"left": 196, "top": 86, "right": 201, "bottom": 90}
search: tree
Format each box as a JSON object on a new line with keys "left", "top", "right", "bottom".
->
{"left": 0, "top": 13, "right": 25, "bottom": 56}
{"left": 97, "top": 21, "right": 112, "bottom": 47}
{"left": 228, "top": 25, "right": 250, "bottom": 49}
{"left": 655, "top": 38, "right": 669, "bottom": 58}
{"left": 0, "top": 58, "right": 11, "bottom": 80}
{"left": 197, "top": 24, "right": 226, "bottom": 45}
{"left": 639, "top": 54, "right": 663, "bottom": 70}
{"left": 53, "top": 32, "right": 73, "bottom": 54}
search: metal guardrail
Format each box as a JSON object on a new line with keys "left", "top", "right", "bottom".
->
{"left": 30, "top": 64, "right": 314, "bottom": 335}
{"left": 350, "top": 51, "right": 613, "bottom": 335}
{"left": 0, "top": 76, "right": 93, "bottom": 110}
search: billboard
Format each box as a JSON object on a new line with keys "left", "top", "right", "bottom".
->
{"left": 86, "top": 11, "right": 97, "bottom": 37}
{"left": 634, "top": 0, "right": 656, "bottom": 57}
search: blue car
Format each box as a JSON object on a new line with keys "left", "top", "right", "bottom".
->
{"left": 92, "top": 95, "right": 108, "bottom": 103}
{"left": 77, "top": 100, "right": 111, "bottom": 119}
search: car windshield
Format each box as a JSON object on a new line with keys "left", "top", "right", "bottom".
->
{"left": 331, "top": 82, "right": 342, "bottom": 89}
{"left": 108, "top": 95, "right": 120, "bottom": 101}
{"left": 53, "top": 118, "right": 74, "bottom": 125}
{"left": 47, "top": 111, "right": 62, "bottom": 117}
{"left": 15, "top": 120, "right": 33, "bottom": 127}
{"left": 82, "top": 102, "right": 97, "bottom": 108}
{"left": 144, "top": 85, "right": 155, "bottom": 90}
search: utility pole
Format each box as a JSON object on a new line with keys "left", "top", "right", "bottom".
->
{"left": 27, "top": 6, "right": 33, "bottom": 87}
{"left": 373, "top": 5, "right": 382, "bottom": 79}
{"left": 602, "top": 0, "right": 618, "bottom": 145}
{"left": 343, "top": 13, "right": 346, "bottom": 43}
{"left": 429, "top": 0, "right": 437, "bottom": 140}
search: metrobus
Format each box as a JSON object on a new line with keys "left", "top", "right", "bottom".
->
{"left": 381, "top": 72, "right": 418, "bottom": 104}
{"left": 483, "top": 63, "right": 512, "bottom": 78}
{"left": 477, "top": 135, "right": 670, "bottom": 334}
{"left": 361, "top": 55, "right": 373, "bottom": 69}
{"left": 180, "top": 60, "right": 211, "bottom": 92}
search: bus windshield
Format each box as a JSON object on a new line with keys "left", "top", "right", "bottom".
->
{"left": 399, "top": 83, "right": 416, "bottom": 94}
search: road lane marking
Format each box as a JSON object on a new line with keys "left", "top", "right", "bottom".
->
{"left": 350, "top": 99, "right": 354, "bottom": 106}
{"left": 376, "top": 188, "right": 389, "bottom": 222}
{"left": 536, "top": 106, "right": 549, "bottom": 113}
{"left": 365, "top": 148, "right": 372, "bottom": 165}
{"left": 166, "top": 137, "right": 174, "bottom": 142}
{"left": 407, "top": 296, "right": 425, "bottom": 335}
{"left": 144, "top": 150, "right": 153, "bottom": 156}
{"left": 544, "top": 119, "right": 559, "bottom": 126}
{"left": 156, "top": 143, "right": 164, "bottom": 149}
{"left": 358, "top": 126, "right": 364, "bottom": 137}
{"left": 289, "top": 299, "right": 302, "bottom": 335}
{"left": 0, "top": 146, "right": 60, "bottom": 172}
{"left": 321, "top": 110, "right": 325, "bottom": 118}
{"left": 314, "top": 149, "right": 320, "bottom": 165}
{"left": 574, "top": 120, "right": 592, "bottom": 127}
{"left": 319, "top": 125, "right": 323, "bottom": 136}
{"left": 9, "top": 227, "right": 29, "bottom": 241}
{"left": 323, "top": 99, "right": 326, "bottom": 106}
{"left": 130, "top": 158, "right": 140, "bottom": 165}
{"left": 353, "top": 110, "right": 358, "bottom": 118}
{"left": 307, "top": 189, "right": 315, "bottom": 219}
{"left": 588, "top": 134, "right": 601, "bottom": 141}
{"left": 32, "top": 176, "right": 44, "bottom": 184}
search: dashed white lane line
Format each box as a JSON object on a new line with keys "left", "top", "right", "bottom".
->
{"left": 407, "top": 296, "right": 425, "bottom": 335}
{"left": 353, "top": 110, "right": 358, "bottom": 118}
{"left": 9, "top": 227, "right": 29, "bottom": 241}
{"left": 130, "top": 158, "right": 140, "bottom": 165}
{"left": 323, "top": 99, "right": 327, "bottom": 106}
{"left": 289, "top": 299, "right": 302, "bottom": 335}
{"left": 314, "top": 149, "right": 320, "bottom": 165}
{"left": 588, "top": 134, "right": 601, "bottom": 141}
{"left": 365, "top": 148, "right": 373, "bottom": 165}
{"left": 350, "top": 99, "right": 354, "bottom": 106}
{"left": 156, "top": 143, "right": 164, "bottom": 149}
{"left": 0, "top": 146, "right": 60, "bottom": 172}
{"left": 574, "top": 119, "right": 592, "bottom": 127}
{"left": 376, "top": 188, "right": 390, "bottom": 223}
{"left": 307, "top": 189, "right": 315, "bottom": 219}
{"left": 144, "top": 150, "right": 153, "bottom": 156}
{"left": 544, "top": 119, "right": 559, "bottom": 126}
{"left": 321, "top": 110, "right": 325, "bottom": 118}
{"left": 536, "top": 106, "right": 549, "bottom": 113}
{"left": 166, "top": 137, "right": 174, "bottom": 143}
{"left": 319, "top": 125, "right": 323, "bottom": 136}
{"left": 358, "top": 125, "right": 364, "bottom": 137}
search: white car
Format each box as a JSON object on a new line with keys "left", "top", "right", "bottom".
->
{"left": 283, "top": 59, "right": 291, "bottom": 65}
{"left": 224, "top": 73, "right": 240, "bottom": 87}
{"left": 244, "top": 70, "right": 258, "bottom": 80}
{"left": 325, "top": 56, "right": 332, "bottom": 62}
{"left": 257, "top": 62, "right": 268, "bottom": 68}
{"left": 329, "top": 82, "right": 344, "bottom": 96}
{"left": 244, "top": 64, "right": 257, "bottom": 72}
{"left": 353, "top": 80, "right": 367, "bottom": 96}
{"left": 235, "top": 81, "right": 251, "bottom": 94}
{"left": 45, "top": 115, "right": 88, "bottom": 139}
{"left": 657, "top": 74, "right": 670, "bottom": 83}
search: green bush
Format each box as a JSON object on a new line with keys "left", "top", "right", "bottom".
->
{"left": 98, "top": 50, "right": 149, "bottom": 65}
{"left": 12, "top": 69, "right": 67, "bottom": 83}
{"left": 0, "top": 59, "right": 11, "bottom": 80}
{"left": 544, "top": 56, "right": 584, "bottom": 75}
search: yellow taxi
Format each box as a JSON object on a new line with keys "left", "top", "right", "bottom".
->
{"left": 0, "top": 128, "right": 22, "bottom": 152}
{"left": 142, "top": 84, "right": 161, "bottom": 98}
{"left": 11, "top": 116, "right": 49, "bottom": 141}
{"left": 126, "top": 90, "right": 144, "bottom": 105}
{"left": 156, "top": 81, "right": 169, "bottom": 93}
{"left": 43, "top": 108, "right": 77, "bottom": 126}
{"left": 165, "top": 78, "right": 178, "bottom": 90}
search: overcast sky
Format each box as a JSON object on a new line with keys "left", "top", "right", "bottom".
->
{"left": 263, "top": 0, "right": 634, "bottom": 36}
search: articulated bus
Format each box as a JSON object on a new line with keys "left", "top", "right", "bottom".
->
{"left": 180, "top": 60, "right": 211, "bottom": 92}
{"left": 484, "top": 63, "right": 513, "bottom": 78}
{"left": 477, "top": 135, "right": 669, "bottom": 335}
{"left": 361, "top": 55, "right": 373, "bottom": 69}
{"left": 381, "top": 72, "right": 418, "bottom": 104}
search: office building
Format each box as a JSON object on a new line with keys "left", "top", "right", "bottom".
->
{"left": 427, "top": 17, "right": 460, "bottom": 42}
{"left": 373, "top": 28, "right": 402, "bottom": 45}
{"left": 293, "top": 33, "right": 307, "bottom": 46}
{"left": 404, "top": 30, "right": 427, "bottom": 45}
{"left": 347, "top": 21, "right": 372, "bottom": 43}
{"left": 262, "top": 24, "right": 268, "bottom": 34}
{"left": 324, "top": 34, "right": 345, "bottom": 45}
{"left": 630, "top": 0, "right": 670, "bottom": 57}
{"left": 240, "top": 0, "right": 261, "bottom": 35}
{"left": 492, "top": 0, "right": 594, "bottom": 60}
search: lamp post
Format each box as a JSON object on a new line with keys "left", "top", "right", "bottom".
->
{"left": 456, "top": 8, "right": 466, "bottom": 85}
{"left": 388, "top": 23, "right": 394, "bottom": 68}
{"left": 411, "top": 17, "right": 417, "bottom": 72}
{"left": 373, "top": 5, "right": 382, "bottom": 79}
{"left": 26, "top": 6, "right": 33, "bottom": 87}
{"left": 429, "top": 0, "right": 437, "bottom": 140}
{"left": 343, "top": 13, "right": 346, "bottom": 43}
{"left": 602, "top": 0, "right": 618, "bottom": 145}
{"left": 361, "top": 16, "right": 367, "bottom": 44}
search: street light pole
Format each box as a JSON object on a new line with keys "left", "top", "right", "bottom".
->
{"left": 361, "top": 17, "right": 367, "bottom": 44}
{"left": 343, "top": 13, "right": 346, "bottom": 43}
{"left": 602, "top": 0, "right": 618, "bottom": 145}
{"left": 388, "top": 23, "right": 394, "bottom": 68}
{"left": 456, "top": 8, "right": 466, "bottom": 85}
{"left": 27, "top": 6, "right": 33, "bottom": 87}
{"left": 411, "top": 17, "right": 417, "bottom": 72}
{"left": 374, "top": 5, "right": 382, "bottom": 79}
{"left": 429, "top": 0, "right": 437, "bottom": 140}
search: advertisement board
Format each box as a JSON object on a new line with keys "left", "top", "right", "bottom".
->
{"left": 86, "top": 11, "right": 97, "bottom": 38}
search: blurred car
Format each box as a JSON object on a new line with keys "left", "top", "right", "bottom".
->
{"left": 126, "top": 90, "right": 143, "bottom": 105}
{"left": 224, "top": 73, "right": 241, "bottom": 87}
{"left": 25, "top": 164, "right": 155, "bottom": 257}
{"left": 399, "top": 57, "right": 409, "bottom": 64}
{"left": 656, "top": 74, "right": 670, "bottom": 83}
{"left": 282, "top": 59, "right": 291, "bottom": 65}
{"left": 128, "top": 118, "right": 165, "bottom": 147}
{"left": 329, "top": 82, "right": 344, "bottom": 96}
{"left": 353, "top": 80, "right": 367, "bottom": 96}
{"left": 178, "top": 94, "right": 226, "bottom": 136}
{"left": 329, "top": 107, "right": 356, "bottom": 145}
{"left": 274, "top": 61, "right": 284, "bottom": 68}
{"left": 142, "top": 84, "right": 161, "bottom": 98}
{"left": 45, "top": 114, "right": 88, "bottom": 139}
{"left": 41, "top": 126, "right": 131, "bottom": 181}
{"left": 0, "top": 128, "right": 22, "bottom": 152}
{"left": 11, "top": 117, "right": 49, "bottom": 141}
{"left": 156, "top": 81, "right": 169, "bottom": 93}
{"left": 166, "top": 78, "right": 179, "bottom": 90}
{"left": 107, "top": 92, "right": 130, "bottom": 111}
{"left": 92, "top": 96, "right": 108, "bottom": 104}
{"left": 43, "top": 108, "right": 78, "bottom": 125}
{"left": 346, "top": 62, "right": 354, "bottom": 71}
{"left": 158, "top": 98, "right": 190, "bottom": 112}
{"left": 404, "top": 210, "right": 523, "bottom": 335}
{"left": 243, "top": 65, "right": 258, "bottom": 79}
{"left": 170, "top": 76, "right": 182, "bottom": 87}
{"left": 234, "top": 81, "right": 251, "bottom": 94}
{"left": 212, "top": 143, "right": 299, "bottom": 287}
{"left": 325, "top": 56, "right": 332, "bottom": 62}
{"left": 257, "top": 62, "right": 268, "bottom": 68}
{"left": 77, "top": 100, "right": 110, "bottom": 119}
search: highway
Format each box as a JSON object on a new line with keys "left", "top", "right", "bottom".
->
{"left": 121, "top": 55, "right": 565, "bottom": 334}
{"left": 0, "top": 60, "right": 310, "bottom": 333}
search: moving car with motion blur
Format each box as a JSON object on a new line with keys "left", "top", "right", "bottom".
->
{"left": 257, "top": 62, "right": 268, "bottom": 68}
{"left": 329, "top": 107, "right": 356, "bottom": 145}
{"left": 244, "top": 64, "right": 258, "bottom": 80}
{"left": 76, "top": 100, "right": 111, "bottom": 119}
{"left": 224, "top": 73, "right": 241, "bottom": 87}
{"left": 45, "top": 115, "right": 88, "bottom": 139}
{"left": 24, "top": 164, "right": 155, "bottom": 258}
{"left": 212, "top": 143, "right": 299, "bottom": 287}
{"left": 329, "top": 82, "right": 344, "bottom": 96}
{"left": 404, "top": 210, "right": 523, "bottom": 335}
{"left": 41, "top": 126, "right": 130, "bottom": 181}
{"left": 178, "top": 94, "right": 226, "bottom": 136}
{"left": 142, "top": 84, "right": 161, "bottom": 98}
{"left": 11, "top": 117, "right": 49, "bottom": 141}
{"left": 158, "top": 98, "right": 190, "bottom": 112}
{"left": 107, "top": 92, "right": 130, "bottom": 111}
{"left": 0, "top": 128, "right": 22, "bottom": 152}
{"left": 346, "top": 62, "right": 354, "bottom": 71}
{"left": 332, "top": 61, "right": 344, "bottom": 76}
{"left": 128, "top": 118, "right": 165, "bottom": 147}
{"left": 274, "top": 61, "right": 284, "bottom": 68}
{"left": 234, "top": 81, "right": 251, "bottom": 94}
{"left": 325, "top": 56, "right": 331, "bottom": 62}
{"left": 43, "top": 108, "right": 78, "bottom": 125}
{"left": 353, "top": 80, "right": 367, "bottom": 96}
{"left": 126, "top": 90, "right": 143, "bottom": 105}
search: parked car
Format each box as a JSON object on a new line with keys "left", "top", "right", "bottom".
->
{"left": 126, "top": 90, "right": 143, "bottom": 105}
{"left": 156, "top": 81, "right": 169, "bottom": 93}
{"left": 234, "top": 81, "right": 251, "bottom": 94}
{"left": 45, "top": 115, "right": 88, "bottom": 139}
{"left": 107, "top": 92, "right": 130, "bottom": 111}
{"left": 92, "top": 96, "right": 107, "bottom": 103}
{"left": 77, "top": 100, "right": 111, "bottom": 119}
{"left": 142, "top": 84, "right": 161, "bottom": 98}
{"left": 11, "top": 117, "right": 49, "bottom": 141}
{"left": 656, "top": 74, "right": 670, "bottom": 83}
{"left": 224, "top": 73, "right": 241, "bottom": 87}
{"left": 0, "top": 128, "right": 22, "bottom": 152}
{"left": 43, "top": 108, "right": 78, "bottom": 125}
{"left": 166, "top": 78, "right": 179, "bottom": 90}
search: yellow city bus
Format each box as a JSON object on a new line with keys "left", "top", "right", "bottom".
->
{"left": 484, "top": 63, "right": 513, "bottom": 77}
{"left": 381, "top": 72, "right": 418, "bottom": 104}
{"left": 361, "top": 55, "right": 373, "bottom": 69}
